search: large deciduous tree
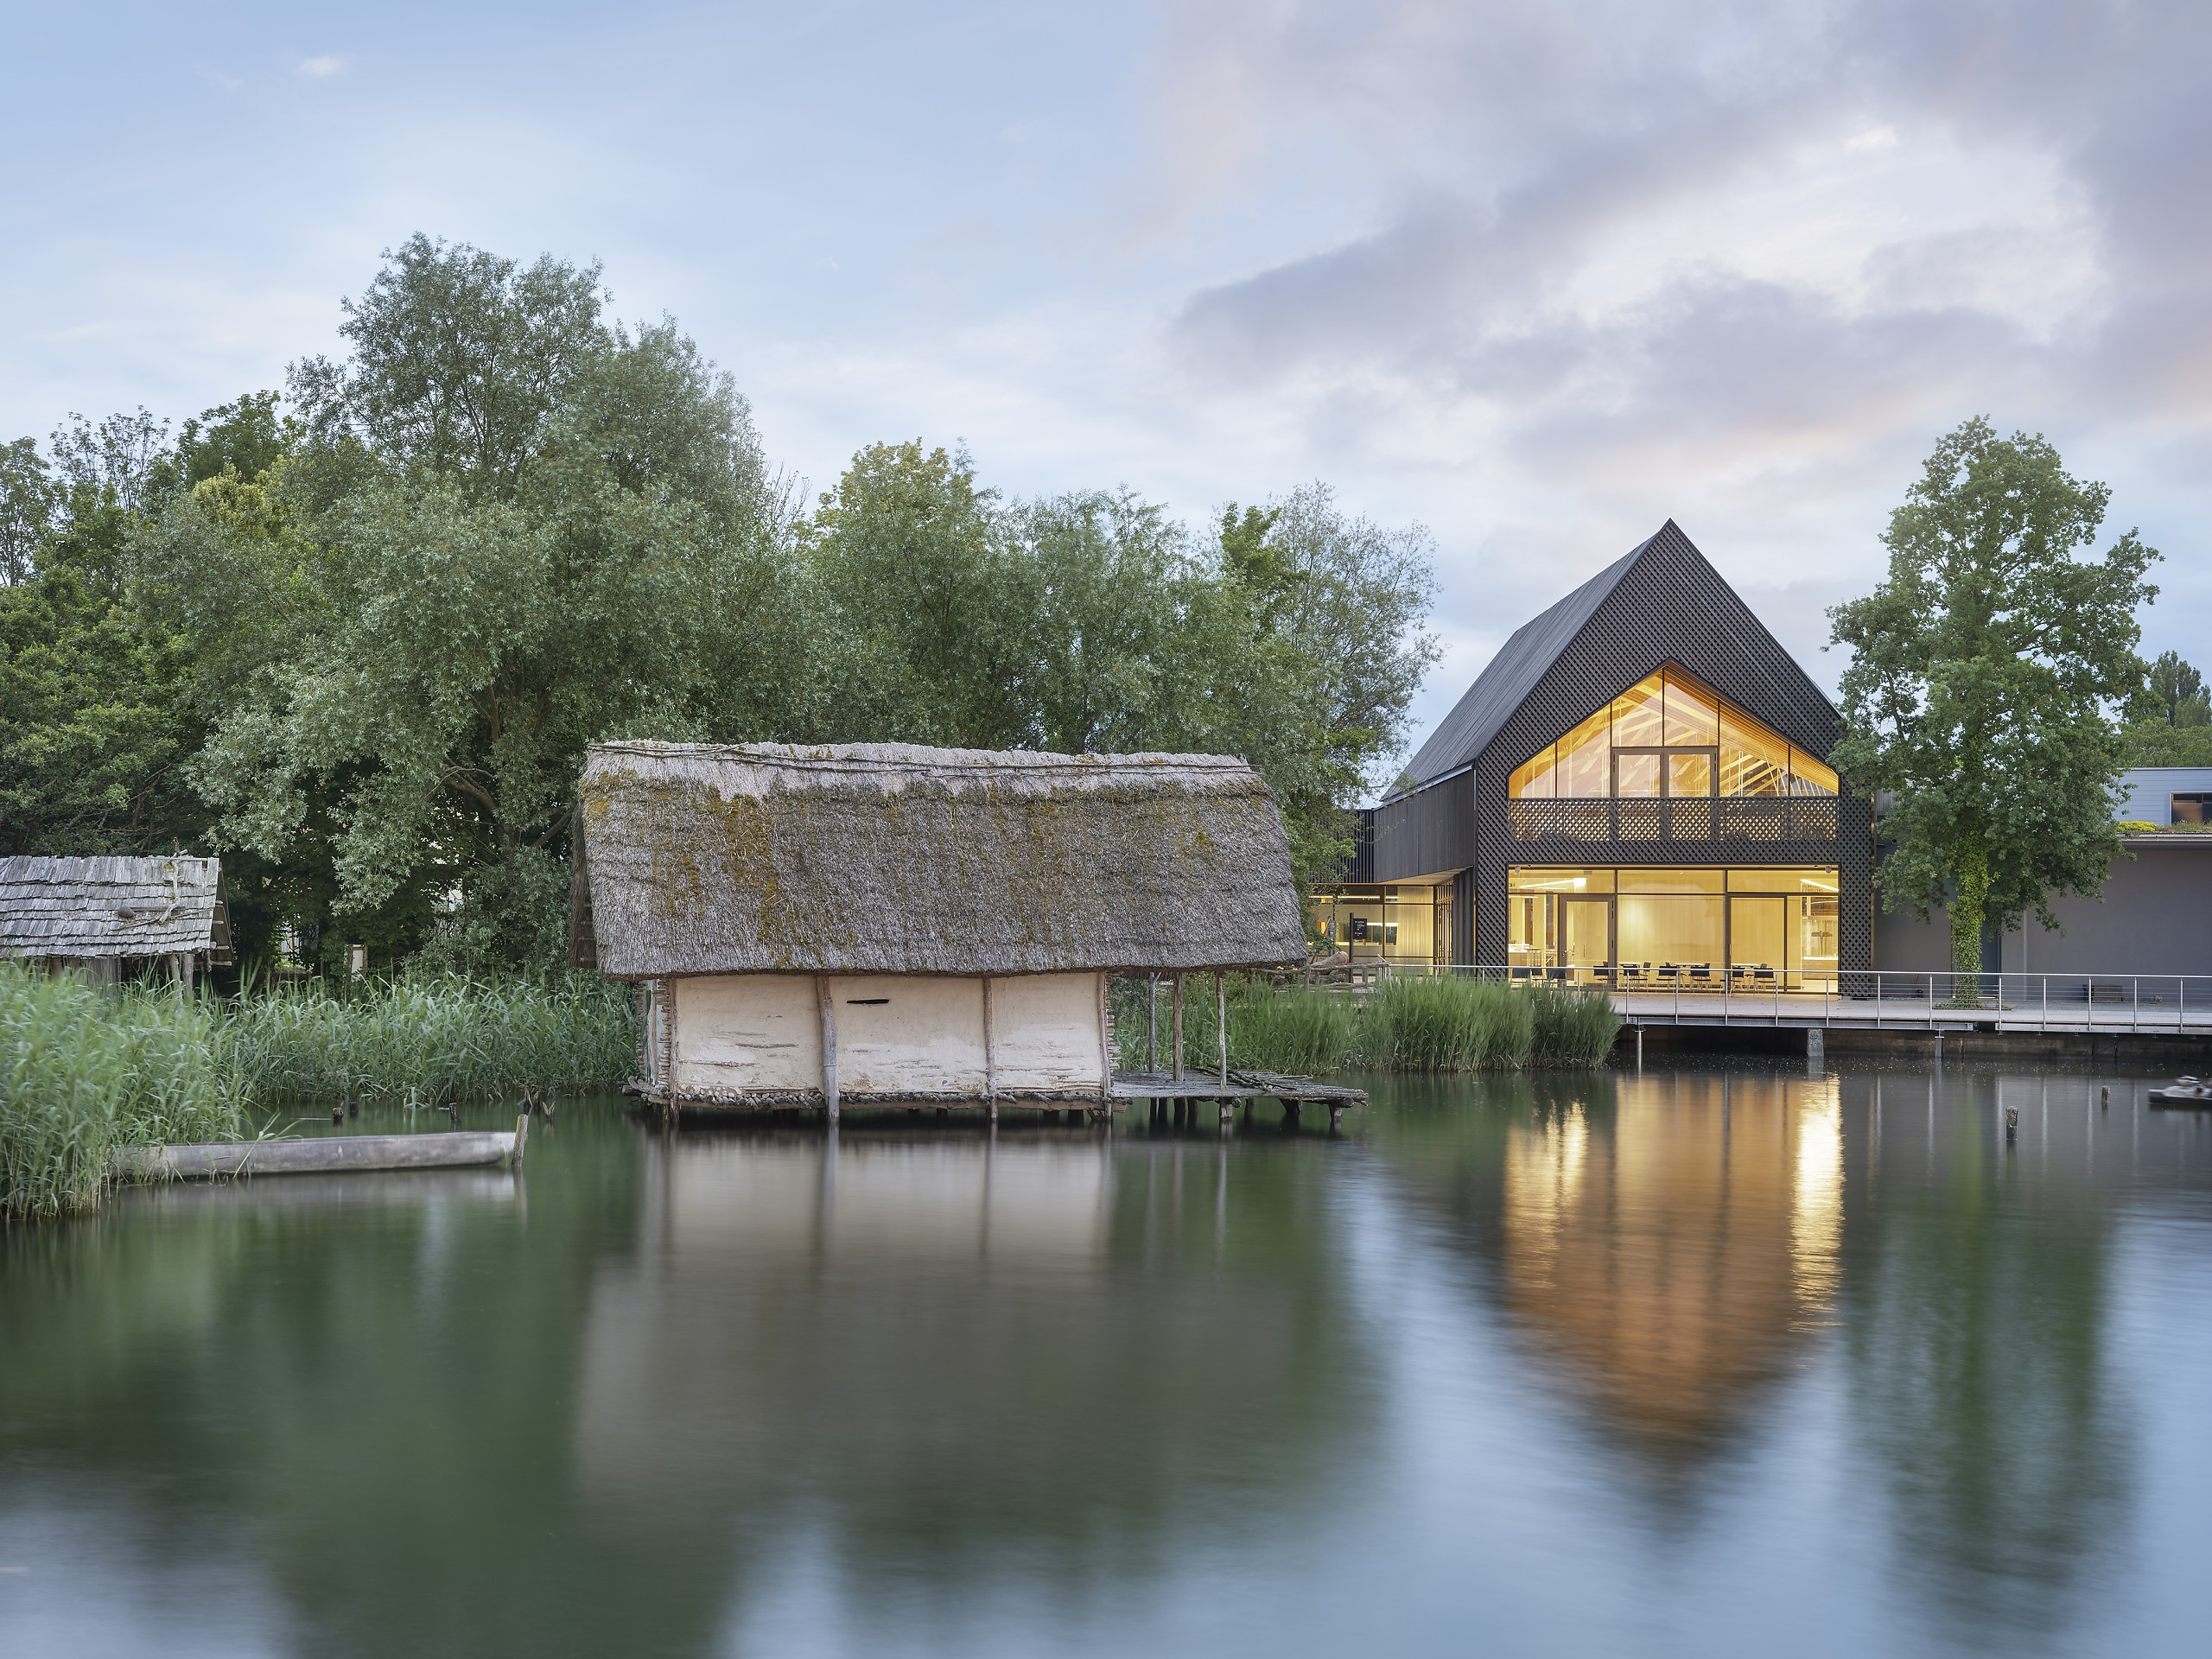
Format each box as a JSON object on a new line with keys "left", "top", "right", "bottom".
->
{"left": 150, "top": 236, "right": 801, "bottom": 967}
{"left": 1828, "top": 417, "right": 2158, "bottom": 988}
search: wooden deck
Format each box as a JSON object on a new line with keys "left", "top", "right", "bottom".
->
{"left": 1111, "top": 1069, "right": 1366, "bottom": 1130}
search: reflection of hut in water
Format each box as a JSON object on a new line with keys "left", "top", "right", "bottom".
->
{"left": 575, "top": 1134, "right": 1374, "bottom": 1567}
{"left": 0, "top": 855, "right": 231, "bottom": 988}
{"left": 1494, "top": 1072, "right": 1843, "bottom": 1465}
{"left": 572, "top": 742, "right": 1308, "bottom": 1117}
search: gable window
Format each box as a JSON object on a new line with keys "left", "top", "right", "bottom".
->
{"left": 1508, "top": 667, "right": 1838, "bottom": 800}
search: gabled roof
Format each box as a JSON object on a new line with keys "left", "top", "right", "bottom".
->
{"left": 0, "top": 856, "right": 224, "bottom": 958}
{"left": 1397, "top": 531, "right": 1655, "bottom": 788}
{"left": 577, "top": 741, "right": 1310, "bottom": 978}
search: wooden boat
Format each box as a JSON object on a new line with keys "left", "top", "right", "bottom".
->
{"left": 2148, "top": 1077, "right": 2212, "bottom": 1108}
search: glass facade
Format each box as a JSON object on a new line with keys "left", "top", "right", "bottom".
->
{"left": 1310, "top": 884, "right": 1454, "bottom": 965}
{"left": 1508, "top": 667, "right": 1839, "bottom": 801}
{"left": 1508, "top": 866, "right": 1840, "bottom": 989}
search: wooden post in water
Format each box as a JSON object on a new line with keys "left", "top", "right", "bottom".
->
{"left": 817, "top": 976, "right": 840, "bottom": 1123}
{"left": 1172, "top": 975, "right": 1185, "bottom": 1082}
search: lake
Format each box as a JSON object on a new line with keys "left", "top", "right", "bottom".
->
{"left": 3, "top": 1061, "right": 2209, "bottom": 1657}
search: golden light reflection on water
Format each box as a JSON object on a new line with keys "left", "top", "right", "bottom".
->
{"left": 1499, "top": 1073, "right": 1844, "bottom": 1463}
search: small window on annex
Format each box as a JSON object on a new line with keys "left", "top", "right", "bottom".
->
{"left": 1507, "top": 866, "right": 1840, "bottom": 989}
{"left": 1508, "top": 667, "right": 1839, "bottom": 801}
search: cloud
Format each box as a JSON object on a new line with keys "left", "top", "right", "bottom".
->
{"left": 296, "top": 54, "right": 346, "bottom": 79}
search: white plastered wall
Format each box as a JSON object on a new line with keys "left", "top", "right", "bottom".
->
{"left": 671, "top": 970, "right": 1106, "bottom": 1097}
{"left": 673, "top": 975, "right": 823, "bottom": 1095}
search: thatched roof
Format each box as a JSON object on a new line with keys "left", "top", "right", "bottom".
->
{"left": 0, "top": 856, "right": 226, "bottom": 959}
{"left": 577, "top": 742, "right": 1309, "bottom": 978}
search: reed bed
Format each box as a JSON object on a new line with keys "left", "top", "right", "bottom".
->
{"left": 223, "top": 973, "right": 637, "bottom": 1105}
{"left": 0, "top": 963, "right": 247, "bottom": 1220}
{"left": 1111, "top": 971, "right": 1620, "bottom": 1076}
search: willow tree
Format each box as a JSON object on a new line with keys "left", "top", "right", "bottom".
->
{"left": 1828, "top": 418, "right": 2157, "bottom": 991}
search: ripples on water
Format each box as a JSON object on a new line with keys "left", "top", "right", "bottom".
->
{"left": 2, "top": 1063, "right": 2209, "bottom": 1657}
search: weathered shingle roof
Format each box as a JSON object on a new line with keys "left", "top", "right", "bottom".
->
{"left": 0, "top": 856, "right": 223, "bottom": 958}
{"left": 578, "top": 742, "right": 1310, "bottom": 978}
{"left": 1397, "top": 531, "right": 1654, "bottom": 789}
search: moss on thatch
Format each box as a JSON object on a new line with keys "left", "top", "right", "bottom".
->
{"left": 579, "top": 743, "right": 1308, "bottom": 978}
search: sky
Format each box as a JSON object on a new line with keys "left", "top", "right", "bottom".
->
{"left": 5, "top": 0, "right": 2209, "bottom": 772}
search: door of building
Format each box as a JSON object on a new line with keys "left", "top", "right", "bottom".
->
{"left": 1560, "top": 896, "right": 1614, "bottom": 982}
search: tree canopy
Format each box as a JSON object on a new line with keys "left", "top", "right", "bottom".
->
{"left": 2, "top": 237, "right": 1440, "bottom": 971}
{"left": 1829, "top": 416, "right": 2158, "bottom": 983}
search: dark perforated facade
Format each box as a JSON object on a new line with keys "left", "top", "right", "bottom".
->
{"left": 1369, "top": 521, "right": 1874, "bottom": 976}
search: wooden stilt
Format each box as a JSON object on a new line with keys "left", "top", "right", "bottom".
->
{"left": 1148, "top": 976, "right": 1158, "bottom": 1071}
{"left": 1172, "top": 975, "right": 1185, "bottom": 1082}
{"left": 982, "top": 976, "right": 998, "bottom": 1122}
{"left": 1217, "top": 971, "right": 1228, "bottom": 1086}
{"left": 817, "top": 976, "right": 840, "bottom": 1124}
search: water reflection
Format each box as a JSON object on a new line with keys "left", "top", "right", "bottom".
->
{"left": 1379, "top": 1071, "right": 1847, "bottom": 1472}
{"left": 1838, "top": 1071, "right": 2131, "bottom": 1643}
{"left": 0, "top": 1073, "right": 2207, "bottom": 1656}
{"left": 578, "top": 1128, "right": 1377, "bottom": 1584}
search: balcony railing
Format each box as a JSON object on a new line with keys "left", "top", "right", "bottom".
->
{"left": 1509, "top": 797, "right": 1839, "bottom": 843}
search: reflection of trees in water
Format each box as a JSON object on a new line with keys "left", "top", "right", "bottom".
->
{"left": 0, "top": 1113, "right": 1376, "bottom": 1655}
{"left": 1838, "top": 1071, "right": 2129, "bottom": 1645}
{"left": 1377, "top": 1070, "right": 1846, "bottom": 1483}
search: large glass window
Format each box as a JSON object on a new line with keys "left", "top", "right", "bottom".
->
{"left": 1507, "top": 865, "right": 1840, "bottom": 988}
{"left": 1509, "top": 667, "right": 1839, "bottom": 800}
{"left": 1310, "top": 883, "right": 1454, "bottom": 964}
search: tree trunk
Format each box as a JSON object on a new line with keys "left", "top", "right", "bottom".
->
{"left": 1948, "top": 844, "right": 1990, "bottom": 1006}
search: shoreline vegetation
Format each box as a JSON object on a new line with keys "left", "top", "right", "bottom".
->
{"left": 7, "top": 967, "right": 1614, "bottom": 1224}
{"left": 0, "top": 964, "right": 634, "bottom": 1221}
{"left": 1114, "top": 974, "right": 1622, "bottom": 1077}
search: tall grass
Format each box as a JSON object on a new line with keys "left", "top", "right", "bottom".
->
{"left": 0, "top": 963, "right": 247, "bottom": 1220}
{"left": 224, "top": 973, "right": 637, "bottom": 1105}
{"left": 1366, "top": 974, "right": 1535, "bottom": 1071}
{"left": 1109, "top": 970, "right": 1620, "bottom": 1077}
{"left": 1525, "top": 980, "right": 1624, "bottom": 1068}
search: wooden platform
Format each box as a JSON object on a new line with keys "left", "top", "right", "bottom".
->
{"left": 1111, "top": 1069, "right": 1366, "bottom": 1130}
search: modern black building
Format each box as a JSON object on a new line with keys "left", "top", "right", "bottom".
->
{"left": 1316, "top": 521, "right": 1874, "bottom": 985}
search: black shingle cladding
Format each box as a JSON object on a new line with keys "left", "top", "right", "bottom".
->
{"left": 1375, "top": 520, "right": 1874, "bottom": 976}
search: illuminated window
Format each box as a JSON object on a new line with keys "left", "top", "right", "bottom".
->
{"left": 1508, "top": 668, "right": 1838, "bottom": 800}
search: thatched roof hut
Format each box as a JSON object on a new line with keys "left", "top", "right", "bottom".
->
{"left": 575, "top": 741, "right": 1308, "bottom": 980}
{"left": 0, "top": 855, "right": 229, "bottom": 964}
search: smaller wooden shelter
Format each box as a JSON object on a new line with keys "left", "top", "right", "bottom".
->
{"left": 573, "top": 741, "right": 1310, "bottom": 1117}
{"left": 0, "top": 855, "right": 231, "bottom": 988}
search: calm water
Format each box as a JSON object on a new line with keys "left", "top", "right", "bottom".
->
{"left": 4, "top": 1063, "right": 2211, "bottom": 1657}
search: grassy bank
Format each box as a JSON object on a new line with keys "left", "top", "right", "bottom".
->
{"left": 1112, "top": 973, "right": 1620, "bottom": 1077}
{"left": 1, "top": 966, "right": 637, "bottom": 1221}
{"left": 1, "top": 963, "right": 248, "bottom": 1220}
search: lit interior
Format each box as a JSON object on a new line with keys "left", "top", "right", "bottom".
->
{"left": 1508, "top": 668, "right": 1839, "bottom": 800}
{"left": 1507, "top": 866, "right": 1840, "bottom": 989}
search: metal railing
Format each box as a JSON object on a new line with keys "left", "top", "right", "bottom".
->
{"left": 1507, "top": 798, "right": 1839, "bottom": 843}
{"left": 1348, "top": 963, "right": 2212, "bottom": 1034}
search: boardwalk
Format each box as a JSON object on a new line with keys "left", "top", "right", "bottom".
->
{"left": 1378, "top": 966, "right": 2212, "bottom": 1038}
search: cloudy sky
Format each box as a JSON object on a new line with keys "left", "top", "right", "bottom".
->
{"left": 6, "top": 0, "right": 2208, "bottom": 766}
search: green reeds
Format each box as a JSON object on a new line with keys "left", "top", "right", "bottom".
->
{"left": 1111, "top": 976, "right": 1362, "bottom": 1077}
{"left": 0, "top": 962, "right": 248, "bottom": 1221}
{"left": 1365, "top": 973, "right": 1534, "bottom": 1071}
{"left": 222, "top": 973, "right": 636, "bottom": 1106}
{"left": 1524, "top": 980, "right": 1624, "bottom": 1067}
{"left": 1109, "top": 971, "right": 1616, "bottom": 1077}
